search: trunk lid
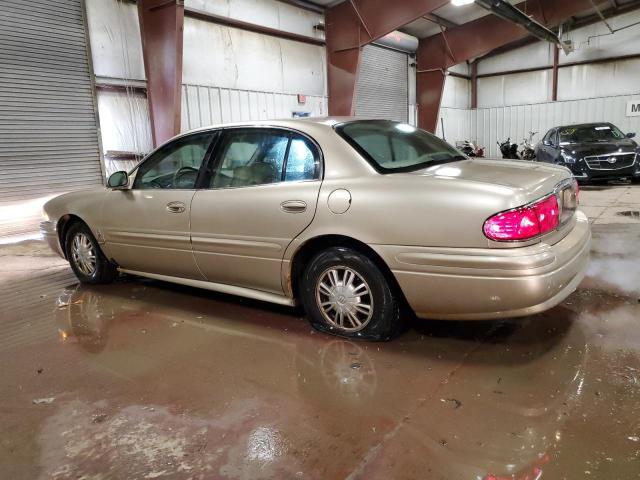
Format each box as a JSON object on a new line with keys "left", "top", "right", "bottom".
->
{"left": 412, "top": 159, "right": 572, "bottom": 197}
{"left": 405, "top": 159, "right": 578, "bottom": 246}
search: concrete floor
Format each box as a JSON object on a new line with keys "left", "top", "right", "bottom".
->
{"left": 1, "top": 185, "right": 639, "bottom": 480}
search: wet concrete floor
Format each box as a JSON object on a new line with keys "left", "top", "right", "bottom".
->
{"left": 1, "top": 200, "right": 639, "bottom": 479}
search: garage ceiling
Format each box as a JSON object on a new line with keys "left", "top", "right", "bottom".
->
{"left": 304, "top": 0, "right": 637, "bottom": 39}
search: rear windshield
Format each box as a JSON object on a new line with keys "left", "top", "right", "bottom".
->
{"left": 559, "top": 124, "right": 625, "bottom": 145}
{"left": 336, "top": 120, "right": 465, "bottom": 173}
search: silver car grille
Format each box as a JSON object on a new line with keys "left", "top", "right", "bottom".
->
{"left": 584, "top": 152, "right": 637, "bottom": 171}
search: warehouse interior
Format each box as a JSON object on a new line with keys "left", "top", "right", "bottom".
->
{"left": 1, "top": 0, "right": 640, "bottom": 478}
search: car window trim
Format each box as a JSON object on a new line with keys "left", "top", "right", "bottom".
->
{"left": 201, "top": 126, "right": 324, "bottom": 190}
{"left": 334, "top": 121, "right": 465, "bottom": 174}
{"left": 128, "top": 129, "right": 220, "bottom": 191}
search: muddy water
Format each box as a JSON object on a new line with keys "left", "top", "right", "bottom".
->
{"left": 0, "top": 225, "right": 639, "bottom": 479}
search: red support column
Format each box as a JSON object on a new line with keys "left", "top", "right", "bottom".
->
{"left": 325, "top": 0, "right": 450, "bottom": 117}
{"left": 416, "top": 70, "right": 446, "bottom": 134}
{"left": 471, "top": 61, "right": 478, "bottom": 110}
{"left": 552, "top": 45, "right": 560, "bottom": 101}
{"left": 416, "top": 0, "right": 591, "bottom": 132}
{"left": 138, "top": 0, "right": 184, "bottom": 147}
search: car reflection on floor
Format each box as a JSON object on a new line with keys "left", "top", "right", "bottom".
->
{"left": 49, "top": 281, "right": 588, "bottom": 480}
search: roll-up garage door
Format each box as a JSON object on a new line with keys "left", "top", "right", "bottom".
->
{"left": 355, "top": 44, "right": 409, "bottom": 123}
{"left": 0, "top": 0, "right": 103, "bottom": 237}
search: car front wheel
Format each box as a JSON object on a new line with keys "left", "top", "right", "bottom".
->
{"left": 300, "top": 247, "right": 404, "bottom": 341}
{"left": 65, "top": 222, "right": 118, "bottom": 285}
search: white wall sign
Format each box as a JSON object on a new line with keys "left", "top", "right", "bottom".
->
{"left": 627, "top": 101, "right": 640, "bottom": 117}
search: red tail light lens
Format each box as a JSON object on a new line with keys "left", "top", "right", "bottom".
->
{"left": 484, "top": 195, "right": 560, "bottom": 242}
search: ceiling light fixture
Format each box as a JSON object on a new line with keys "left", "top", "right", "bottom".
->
{"left": 451, "top": 0, "right": 474, "bottom": 6}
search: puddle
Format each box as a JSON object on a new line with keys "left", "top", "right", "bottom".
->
{"left": 617, "top": 211, "right": 640, "bottom": 219}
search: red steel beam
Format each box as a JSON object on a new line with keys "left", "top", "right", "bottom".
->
{"left": 471, "top": 61, "right": 478, "bottom": 109}
{"left": 552, "top": 45, "right": 560, "bottom": 101}
{"left": 417, "top": 0, "right": 592, "bottom": 132}
{"left": 138, "top": 0, "right": 185, "bottom": 147}
{"left": 326, "top": 0, "right": 449, "bottom": 116}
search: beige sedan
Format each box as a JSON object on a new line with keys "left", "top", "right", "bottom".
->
{"left": 42, "top": 118, "right": 591, "bottom": 341}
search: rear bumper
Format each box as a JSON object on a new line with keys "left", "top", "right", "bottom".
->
{"left": 375, "top": 211, "right": 591, "bottom": 320}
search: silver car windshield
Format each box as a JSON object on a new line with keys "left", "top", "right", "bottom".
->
{"left": 336, "top": 120, "right": 465, "bottom": 173}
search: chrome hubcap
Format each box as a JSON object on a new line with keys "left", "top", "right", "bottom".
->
{"left": 316, "top": 266, "right": 373, "bottom": 333}
{"left": 71, "top": 233, "right": 96, "bottom": 276}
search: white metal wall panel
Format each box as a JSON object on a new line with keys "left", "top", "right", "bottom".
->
{"left": 442, "top": 75, "right": 471, "bottom": 109}
{"left": 183, "top": 18, "right": 326, "bottom": 97}
{"left": 437, "top": 108, "right": 473, "bottom": 146}
{"left": 0, "top": 0, "right": 103, "bottom": 237}
{"left": 85, "top": 0, "right": 146, "bottom": 81}
{"left": 558, "top": 60, "right": 640, "bottom": 101}
{"left": 560, "top": 9, "right": 640, "bottom": 65}
{"left": 185, "top": 0, "right": 325, "bottom": 40}
{"left": 180, "top": 84, "right": 327, "bottom": 132}
{"left": 472, "top": 93, "right": 640, "bottom": 157}
{"left": 478, "top": 42, "right": 553, "bottom": 75}
{"left": 355, "top": 45, "right": 409, "bottom": 123}
{"left": 477, "top": 70, "right": 552, "bottom": 108}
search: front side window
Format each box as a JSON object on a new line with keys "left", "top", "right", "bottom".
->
{"left": 134, "top": 132, "right": 214, "bottom": 189}
{"left": 336, "top": 120, "right": 465, "bottom": 173}
{"left": 211, "top": 129, "right": 320, "bottom": 188}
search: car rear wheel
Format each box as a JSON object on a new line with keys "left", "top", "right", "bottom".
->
{"left": 65, "top": 222, "right": 118, "bottom": 285}
{"left": 300, "top": 247, "right": 403, "bottom": 341}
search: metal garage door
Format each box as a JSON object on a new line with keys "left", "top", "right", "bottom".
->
{"left": 0, "top": 0, "right": 103, "bottom": 237}
{"left": 355, "top": 44, "right": 409, "bottom": 123}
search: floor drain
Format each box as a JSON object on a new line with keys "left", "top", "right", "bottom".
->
{"left": 617, "top": 211, "right": 640, "bottom": 219}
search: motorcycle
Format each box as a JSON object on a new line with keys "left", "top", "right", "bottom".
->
{"left": 498, "top": 138, "right": 519, "bottom": 160}
{"left": 519, "top": 131, "right": 538, "bottom": 161}
{"left": 458, "top": 140, "right": 485, "bottom": 158}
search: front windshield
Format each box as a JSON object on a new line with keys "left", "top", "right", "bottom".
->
{"left": 559, "top": 124, "right": 625, "bottom": 145}
{"left": 336, "top": 120, "right": 465, "bottom": 173}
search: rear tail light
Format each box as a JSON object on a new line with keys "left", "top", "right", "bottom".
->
{"left": 484, "top": 195, "right": 560, "bottom": 242}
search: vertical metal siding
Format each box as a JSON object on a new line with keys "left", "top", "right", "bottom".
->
{"left": 180, "top": 84, "right": 327, "bottom": 132}
{"left": 355, "top": 45, "right": 409, "bottom": 123}
{"left": 0, "top": 0, "right": 103, "bottom": 236}
{"left": 473, "top": 92, "right": 640, "bottom": 157}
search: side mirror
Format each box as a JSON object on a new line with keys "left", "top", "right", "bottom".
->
{"left": 626, "top": 132, "right": 636, "bottom": 139}
{"left": 543, "top": 140, "right": 551, "bottom": 146}
{"left": 107, "top": 171, "right": 129, "bottom": 189}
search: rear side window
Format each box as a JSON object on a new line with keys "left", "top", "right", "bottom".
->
{"left": 211, "top": 129, "right": 320, "bottom": 188}
{"left": 337, "top": 120, "right": 465, "bottom": 173}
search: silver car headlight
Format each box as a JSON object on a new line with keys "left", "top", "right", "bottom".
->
{"left": 561, "top": 151, "right": 577, "bottom": 164}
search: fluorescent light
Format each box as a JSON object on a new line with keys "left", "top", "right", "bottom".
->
{"left": 451, "top": 0, "right": 474, "bottom": 6}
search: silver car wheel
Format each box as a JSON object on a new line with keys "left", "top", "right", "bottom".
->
{"left": 315, "top": 266, "right": 374, "bottom": 333}
{"left": 70, "top": 232, "right": 96, "bottom": 276}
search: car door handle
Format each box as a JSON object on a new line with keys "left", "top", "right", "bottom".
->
{"left": 166, "top": 201, "right": 186, "bottom": 214}
{"left": 281, "top": 200, "right": 307, "bottom": 214}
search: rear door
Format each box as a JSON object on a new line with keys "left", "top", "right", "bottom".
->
{"left": 190, "top": 128, "right": 322, "bottom": 294}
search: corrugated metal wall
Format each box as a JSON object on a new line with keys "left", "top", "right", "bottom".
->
{"left": 0, "top": 0, "right": 103, "bottom": 237}
{"left": 181, "top": 84, "right": 327, "bottom": 131}
{"left": 473, "top": 93, "right": 640, "bottom": 157}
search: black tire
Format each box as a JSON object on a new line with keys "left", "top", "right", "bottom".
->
{"left": 65, "top": 222, "right": 118, "bottom": 285}
{"left": 299, "top": 247, "right": 404, "bottom": 342}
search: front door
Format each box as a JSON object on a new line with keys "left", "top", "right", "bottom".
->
{"left": 190, "top": 128, "right": 322, "bottom": 295}
{"left": 100, "top": 130, "right": 216, "bottom": 279}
